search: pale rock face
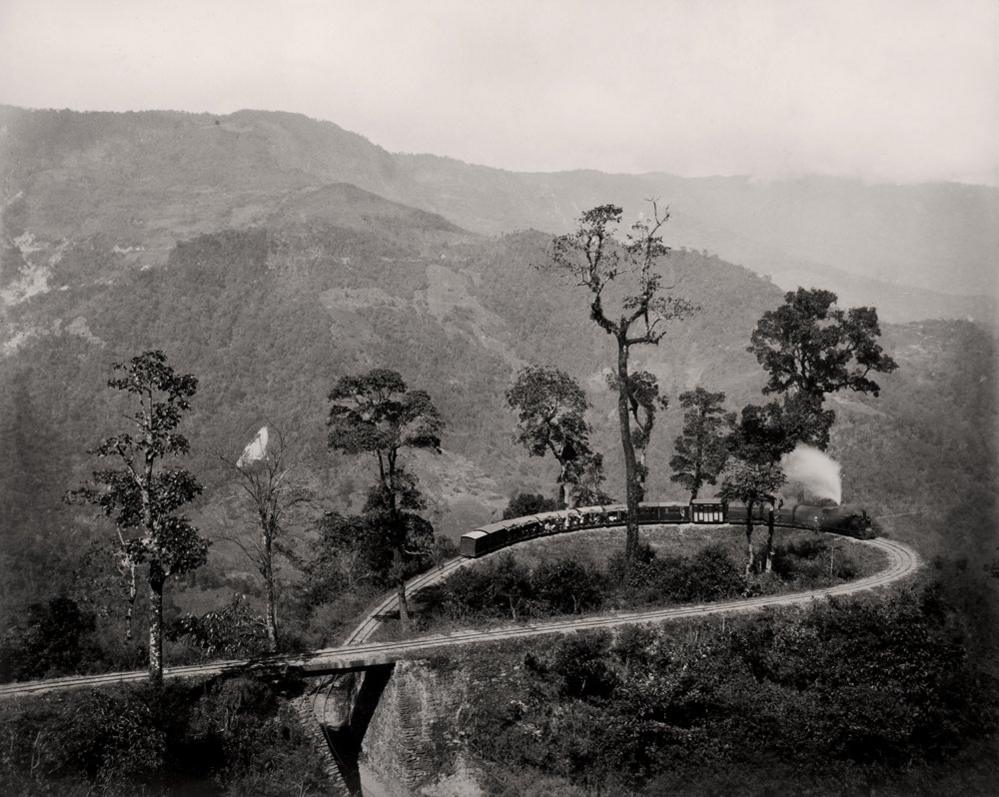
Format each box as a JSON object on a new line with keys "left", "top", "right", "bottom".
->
{"left": 236, "top": 426, "right": 270, "bottom": 470}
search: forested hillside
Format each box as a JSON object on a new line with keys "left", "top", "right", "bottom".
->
{"left": 0, "top": 104, "right": 995, "bottom": 664}
{"left": 0, "top": 201, "right": 995, "bottom": 633}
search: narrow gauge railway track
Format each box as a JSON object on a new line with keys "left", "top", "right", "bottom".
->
{"left": 0, "top": 536, "right": 920, "bottom": 700}
{"left": 341, "top": 555, "right": 471, "bottom": 646}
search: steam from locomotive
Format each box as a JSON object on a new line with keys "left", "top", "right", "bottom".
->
{"left": 781, "top": 444, "right": 842, "bottom": 506}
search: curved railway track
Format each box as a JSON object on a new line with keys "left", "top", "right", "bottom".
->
{"left": 0, "top": 534, "right": 920, "bottom": 700}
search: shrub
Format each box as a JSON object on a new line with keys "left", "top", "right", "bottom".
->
{"left": 439, "top": 554, "right": 534, "bottom": 621}
{"left": 681, "top": 545, "right": 746, "bottom": 601}
{"left": 617, "top": 544, "right": 744, "bottom": 605}
{"left": 0, "top": 678, "right": 329, "bottom": 795}
{"left": 458, "top": 584, "right": 997, "bottom": 794}
{"left": 169, "top": 594, "right": 269, "bottom": 659}
{"left": 0, "top": 595, "right": 99, "bottom": 681}
{"left": 772, "top": 538, "right": 862, "bottom": 586}
{"left": 531, "top": 558, "right": 605, "bottom": 615}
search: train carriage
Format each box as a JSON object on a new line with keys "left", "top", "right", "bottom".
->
{"left": 690, "top": 498, "right": 725, "bottom": 524}
{"left": 459, "top": 498, "right": 876, "bottom": 557}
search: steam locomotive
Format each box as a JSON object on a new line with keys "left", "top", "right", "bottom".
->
{"left": 459, "top": 499, "right": 875, "bottom": 558}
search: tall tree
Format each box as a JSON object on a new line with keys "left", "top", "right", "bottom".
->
{"left": 327, "top": 369, "right": 442, "bottom": 631}
{"left": 545, "top": 203, "right": 695, "bottom": 566}
{"left": 670, "top": 387, "right": 735, "bottom": 500}
{"left": 71, "top": 351, "right": 209, "bottom": 687}
{"left": 506, "top": 365, "right": 597, "bottom": 508}
{"left": 749, "top": 288, "right": 897, "bottom": 447}
{"left": 221, "top": 425, "right": 310, "bottom": 653}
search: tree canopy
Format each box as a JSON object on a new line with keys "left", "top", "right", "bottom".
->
{"left": 506, "top": 365, "right": 599, "bottom": 507}
{"left": 327, "top": 368, "right": 443, "bottom": 629}
{"left": 328, "top": 368, "right": 443, "bottom": 461}
{"left": 669, "top": 387, "right": 734, "bottom": 500}
{"left": 750, "top": 287, "right": 897, "bottom": 399}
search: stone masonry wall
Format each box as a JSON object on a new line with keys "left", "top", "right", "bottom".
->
{"left": 361, "top": 660, "right": 473, "bottom": 795}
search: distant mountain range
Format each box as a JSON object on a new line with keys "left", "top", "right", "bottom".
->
{"left": 2, "top": 105, "right": 996, "bottom": 323}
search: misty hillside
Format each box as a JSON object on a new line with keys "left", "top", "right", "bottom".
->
{"left": 2, "top": 105, "right": 996, "bottom": 323}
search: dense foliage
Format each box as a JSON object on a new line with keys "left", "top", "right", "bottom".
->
{"left": 0, "top": 679, "right": 329, "bottom": 795}
{"left": 501, "top": 493, "right": 559, "bottom": 519}
{"left": 669, "top": 387, "right": 734, "bottom": 500}
{"left": 748, "top": 287, "right": 897, "bottom": 450}
{"left": 414, "top": 536, "right": 872, "bottom": 632}
{"left": 506, "top": 366, "right": 602, "bottom": 507}
{"left": 452, "top": 585, "right": 997, "bottom": 795}
{"left": 0, "top": 597, "right": 99, "bottom": 682}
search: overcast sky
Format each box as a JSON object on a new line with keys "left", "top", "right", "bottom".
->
{"left": 2, "top": 0, "right": 996, "bottom": 184}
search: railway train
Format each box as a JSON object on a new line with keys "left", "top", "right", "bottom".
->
{"left": 459, "top": 498, "right": 875, "bottom": 558}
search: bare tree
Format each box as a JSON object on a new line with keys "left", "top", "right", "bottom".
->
{"left": 221, "top": 425, "right": 310, "bottom": 653}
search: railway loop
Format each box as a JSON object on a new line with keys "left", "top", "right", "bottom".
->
{"left": 0, "top": 511, "right": 922, "bottom": 700}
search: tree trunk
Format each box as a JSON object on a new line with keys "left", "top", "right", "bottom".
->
{"left": 692, "top": 455, "right": 703, "bottom": 501}
{"left": 556, "top": 474, "right": 567, "bottom": 510}
{"left": 636, "top": 448, "right": 648, "bottom": 503}
{"left": 397, "top": 578, "right": 409, "bottom": 630}
{"left": 395, "top": 547, "right": 409, "bottom": 632}
{"left": 616, "top": 338, "right": 641, "bottom": 566}
{"left": 148, "top": 561, "right": 164, "bottom": 688}
{"left": 125, "top": 560, "right": 136, "bottom": 643}
{"left": 764, "top": 509, "right": 776, "bottom": 573}
{"left": 263, "top": 530, "right": 278, "bottom": 653}
{"left": 744, "top": 503, "right": 756, "bottom": 576}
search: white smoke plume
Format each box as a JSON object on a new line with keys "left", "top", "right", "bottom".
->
{"left": 781, "top": 444, "right": 842, "bottom": 505}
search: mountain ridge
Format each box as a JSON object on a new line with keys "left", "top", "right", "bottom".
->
{"left": 2, "top": 105, "right": 996, "bottom": 322}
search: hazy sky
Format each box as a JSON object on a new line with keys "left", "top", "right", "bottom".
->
{"left": 2, "top": 0, "right": 996, "bottom": 184}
